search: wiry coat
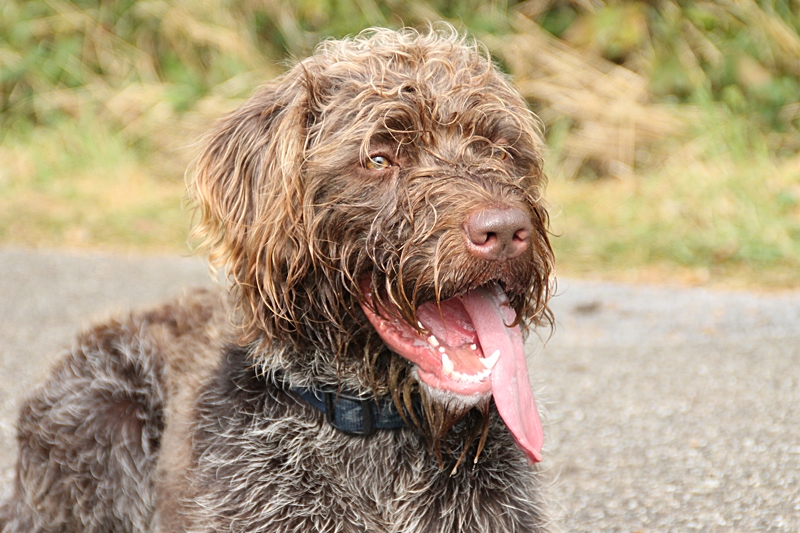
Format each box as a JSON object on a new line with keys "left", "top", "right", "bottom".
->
{"left": 0, "top": 26, "right": 554, "bottom": 533}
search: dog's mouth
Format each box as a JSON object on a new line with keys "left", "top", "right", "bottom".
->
{"left": 359, "top": 278, "right": 543, "bottom": 463}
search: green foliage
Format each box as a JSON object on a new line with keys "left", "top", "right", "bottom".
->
{"left": 546, "top": 1, "right": 800, "bottom": 150}
{"left": 3, "top": 0, "right": 798, "bottom": 146}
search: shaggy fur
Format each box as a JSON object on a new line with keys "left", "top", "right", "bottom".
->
{"left": 0, "top": 26, "right": 554, "bottom": 533}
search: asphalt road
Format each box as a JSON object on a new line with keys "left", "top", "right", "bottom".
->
{"left": 1, "top": 248, "right": 798, "bottom": 532}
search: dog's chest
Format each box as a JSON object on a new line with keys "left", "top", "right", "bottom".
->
{"left": 168, "top": 348, "right": 545, "bottom": 533}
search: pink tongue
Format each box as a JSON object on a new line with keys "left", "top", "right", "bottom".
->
{"left": 459, "top": 284, "right": 543, "bottom": 464}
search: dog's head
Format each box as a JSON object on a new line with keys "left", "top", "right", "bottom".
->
{"left": 192, "top": 25, "right": 553, "bottom": 464}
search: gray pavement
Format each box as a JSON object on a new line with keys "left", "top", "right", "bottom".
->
{"left": 1, "top": 248, "right": 798, "bottom": 532}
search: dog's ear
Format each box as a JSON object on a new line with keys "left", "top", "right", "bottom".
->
{"left": 191, "top": 69, "right": 315, "bottom": 343}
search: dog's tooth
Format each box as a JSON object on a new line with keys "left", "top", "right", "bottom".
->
{"left": 417, "top": 321, "right": 424, "bottom": 329}
{"left": 452, "top": 371, "right": 464, "bottom": 381}
{"left": 470, "top": 344, "right": 477, "bottom": 351}
{"left": 438, "top": 346, "right": 446, "bottom": 353}
{"left": 481, "top": 350, "right": 500, "bottom": 370}
{"left": 441, "top": 353, "right": 454, "bottom": 375}
{"left": 428, "top": 335, "right": 439, "bottom": 347}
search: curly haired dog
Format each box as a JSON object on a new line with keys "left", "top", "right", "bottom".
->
{"left": 0, "top": 26, "right": 554, "bottom": 533}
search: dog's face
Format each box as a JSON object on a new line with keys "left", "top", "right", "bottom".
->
{"left": 192, "top": 27, "right": 553, "bottom": 463}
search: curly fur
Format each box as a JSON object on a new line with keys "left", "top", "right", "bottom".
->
{"left": 0, "top": 25, "right": 554, "bottom": 533}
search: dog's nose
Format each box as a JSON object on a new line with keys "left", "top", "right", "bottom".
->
{"left": 463, "top": 207, "right": 532, "bottom": 261}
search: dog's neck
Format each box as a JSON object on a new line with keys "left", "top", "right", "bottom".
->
{"left": 288, "top": 383, "right": 410, "bottom": 436}
{"left": 250, "top": 345, "right": 418, "bottom": 436}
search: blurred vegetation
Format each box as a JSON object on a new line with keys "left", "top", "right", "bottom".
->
{"left": 1, "top": 0, "right": 799, "bottom": 288}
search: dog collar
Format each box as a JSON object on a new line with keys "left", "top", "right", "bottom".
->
{"left": 290, "top": 385, "right": 410, "bottom": 437}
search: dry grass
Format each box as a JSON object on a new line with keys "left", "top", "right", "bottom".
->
{"left": 486, "top": 13, "right": 689, "bottom": 180}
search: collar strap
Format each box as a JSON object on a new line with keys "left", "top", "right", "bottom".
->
{"left": 291, "top": 385, "right": 409, "bottom": 437}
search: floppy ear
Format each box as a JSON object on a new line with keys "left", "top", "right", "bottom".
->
{"left": 191, "top": 70, "right": 313, "bottom": 344}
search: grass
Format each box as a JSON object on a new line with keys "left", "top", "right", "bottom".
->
{"left": 548, "top": 99, "right": 800, "bottom": 290}
{"left": 548, "top": 148, "right": 800, "bottom": 289}
{"left": 0, "top": 114, "right": 190, "bottom": 252}
{"left": 1, "top": 0, "right": 799, "bottom": 289}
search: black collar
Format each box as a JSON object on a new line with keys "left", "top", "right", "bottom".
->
{"left": 290, "top": 384, "right": 412, "bottom": 437}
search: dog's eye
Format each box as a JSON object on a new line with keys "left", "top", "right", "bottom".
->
{"left": 491, "top": 147, "right": 509, "bottom": 161}
{"left": 366, "top": 155, "right": 392, "bottom": 170}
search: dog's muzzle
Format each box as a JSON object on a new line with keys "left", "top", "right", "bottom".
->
{"left": 359, "top": 280, "right": 544, "bottom": 463}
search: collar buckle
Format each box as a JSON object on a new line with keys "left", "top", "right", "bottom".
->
{"left": 323, "top": 390, "right": 374, "bottom": 436}
{"left": 287, "top": 380, "right": 409, "bottom": 437}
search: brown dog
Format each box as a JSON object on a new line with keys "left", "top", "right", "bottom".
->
{"left": 0, "top": 25, "right": 554, "bottom": 532}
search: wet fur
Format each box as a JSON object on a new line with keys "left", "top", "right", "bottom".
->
{"left": 1, "top": 26, "right": 553, "bottom": 532}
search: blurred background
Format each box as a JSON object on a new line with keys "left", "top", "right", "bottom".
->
{"left": 1, "top": 0, "right": 798, "bottom": 289}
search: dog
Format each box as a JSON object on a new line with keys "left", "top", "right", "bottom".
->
{"left": 0, "top": 25, "right": 554, "bottom": 532}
